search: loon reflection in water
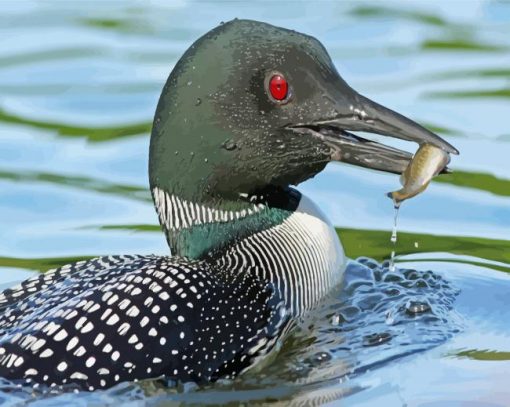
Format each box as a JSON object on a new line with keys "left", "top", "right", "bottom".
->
{"left": 0, "top": 19, "right": 457, "bottom": 391}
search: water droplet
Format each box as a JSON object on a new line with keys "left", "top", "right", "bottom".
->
{"left": 389, "top": 205, "right": 400, "bottom": 272}
{"left": 385, "top": 310, "right": 396, "bottom": 325}
{"left": 174, "top": 151, "right": 179, "bottom": 155}
{"left": 389, "top": 251, "right": 396, "bottom": 272}
{"left": 363, "top": 332, "right": 392, "bottom": 347}
{"left": 190, "top": 152, "right": 194, "bottom": 156}
{"left": 204, "top": 158, "right": 208, "bottom": 163}
{"left": 195, "top": 98, "right": 202, "bottom": 106}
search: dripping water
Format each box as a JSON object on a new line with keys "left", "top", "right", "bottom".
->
{"left": 389, "top": 202, "right": 401, "bottom": 272}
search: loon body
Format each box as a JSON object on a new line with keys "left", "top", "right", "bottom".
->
{"left": 0, "top": 20, "right": 457, "bottom": 391}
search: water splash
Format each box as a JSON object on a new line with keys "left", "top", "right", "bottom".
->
{"left": 389, "top": 203, "right": 401, "bottom": 272}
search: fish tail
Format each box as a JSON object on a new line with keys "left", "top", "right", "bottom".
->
{"left": 387, "top": 190, "right": 406, "bottom": 204}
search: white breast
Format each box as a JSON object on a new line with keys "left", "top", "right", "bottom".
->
{"left": 218, "top": 193, "right": 346, "bottom": 316}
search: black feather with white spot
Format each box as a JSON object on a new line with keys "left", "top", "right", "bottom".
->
{"left": 0, "top": 256, "right": 288, "bottom": 390}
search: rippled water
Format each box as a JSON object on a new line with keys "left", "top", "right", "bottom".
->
{"left": 1, "top": 1, "right": 510, "bottom": 405}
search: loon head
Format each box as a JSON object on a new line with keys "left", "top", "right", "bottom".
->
{"left": 149, "top": 19, "right": 457, "bottom": 253}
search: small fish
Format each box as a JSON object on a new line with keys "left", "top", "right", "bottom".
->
{"left": 387, "top": 144, "right": 450, "bottom": 204}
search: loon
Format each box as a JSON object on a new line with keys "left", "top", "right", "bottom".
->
{"left": 0, "top": 20, "right": 457, "bottom": 391}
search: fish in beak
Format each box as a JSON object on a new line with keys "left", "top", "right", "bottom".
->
{"left": 288, "top": 87, "right": 458, "bottom": 175}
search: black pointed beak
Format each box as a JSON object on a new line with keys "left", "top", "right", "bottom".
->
{"left": 288, "top": 91, "right": 458, "bottom": 174}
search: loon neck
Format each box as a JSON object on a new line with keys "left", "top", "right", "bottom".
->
{"left": 152, "top": 186, "right": 301, "bottom": 259}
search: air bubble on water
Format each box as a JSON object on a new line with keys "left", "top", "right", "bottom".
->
{"left": 331, "top": 315, "right": 340, "bottom": 326}
{"left": 187, "top": 81, "right": 192, "bottom": 86}
{"left": 195, "top": 98, "right": 202, "bottom": 106}
{"left": 405, "top": 300, "right": 431, "bottom": 315}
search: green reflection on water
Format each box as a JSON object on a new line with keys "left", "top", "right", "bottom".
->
{"left": 454, "top": 349, "right": 510, "bottom": 361}
{"left": 0, "top": 255, "right": 94, "bottom": 274}
{"left": 0, "top": 48, "right": 103, "bottom": 68}
{"left": 349, "top": 5, "right": 448, "bottom": 26}
{"left": 4, "top": 165, "right": 508, "bottom": 204}
{"left": 81, "top": 18, "right": 135, "bottom": 31}
{"left": 96, "top": 224, "right": 161, "bottom": 232}
{"left": 3, "top": 227, "right": 508, "bottom": 274}
{"left": 425, "top": 87, "right": 510, "bottom": 99}
{"left": 0, "top": 108, "right": 151, "bottom": 142}
{"left": 424, "top": 67, "right": 510, "bottom": 81}
{"left": 337, "top": 228, "right": 510, "bottom": 265}
{"left": 434, "top": 170, "right": 510, "bottom": 197}
{"left": 0, "top": 169, "right": 151, "bottom": 201}
{"left": 421, "top": 39, "right": 507, "bottom": 52}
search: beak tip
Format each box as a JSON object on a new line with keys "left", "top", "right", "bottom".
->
{"left": 448, "top": 146, "right": 460, "bottom": 155}
{"left": 437, "top": 138, "right": 459, "bottom": 155}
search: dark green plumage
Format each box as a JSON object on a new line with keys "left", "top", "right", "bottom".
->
{"left": 149, "top": 19, "right": 338, "bottom": 205}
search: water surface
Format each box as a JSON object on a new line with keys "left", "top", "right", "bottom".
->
{"left": 1, "top": 1, "right": 510, "bottom": 405}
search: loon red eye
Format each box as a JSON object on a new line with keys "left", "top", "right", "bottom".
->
{"left": 268, "top": 74, "right": 288, "bottom": 101}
